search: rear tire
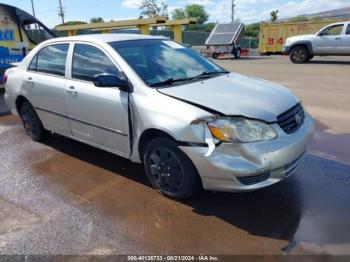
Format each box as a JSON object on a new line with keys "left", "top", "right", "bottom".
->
{"left": 290, "top": 46, "right": 309, "bottom": 63}
{"left": 143, "top": 137, "right": 201, "bottom": 200}
{"left": 19, "top": 101, "right": 50, "bottom": 141}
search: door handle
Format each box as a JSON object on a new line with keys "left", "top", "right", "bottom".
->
{"left": 335, "top": 37, "right": 341, "bottom": 40}
{"left": 25, "top": 77, "right": 34, "bottom": 86}
{"left": 66, "top": 86, "right": 77, "bottom": 95}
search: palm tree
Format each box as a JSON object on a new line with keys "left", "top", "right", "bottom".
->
{"left": 270, "top": 10, "right": 279, "bottom": 23}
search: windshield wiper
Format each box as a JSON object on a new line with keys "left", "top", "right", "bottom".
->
{"left": 149, "top": 77, "right": 191, "bottom": 87}
{"left": 194, "top": 71, "right": 229, "bottom": 79}
{"left": 149, "top": 71, "right": 229, "bottom": 87}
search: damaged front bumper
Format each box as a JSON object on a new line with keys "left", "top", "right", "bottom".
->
{"left": 180, "top": 112, "right": 314, "bottom": 192}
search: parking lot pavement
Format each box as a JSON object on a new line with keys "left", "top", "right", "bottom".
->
{"left": 0, "top": 56, "right": 350, "bottom": 255}
{"left": 0, "top": 90, "right": 9, "bottom": 116}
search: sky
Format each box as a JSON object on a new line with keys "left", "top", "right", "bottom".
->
{"left": 1, "top": 0, "right": 350, "bottom": 28}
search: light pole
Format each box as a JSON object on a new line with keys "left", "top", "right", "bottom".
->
{"left": 231, "top": 0, "right": 236, "bottom": 23}
{"left": 30, "top": 0, "right": 36, "bottom": 18}
{"left": 58, "top": 0, "right": 65, "bottom": 24}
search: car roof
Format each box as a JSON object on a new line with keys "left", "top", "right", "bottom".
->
{"left": 46, "top": 33, "right": 167, "bottom": 44}
{"left": 328, "top": 21, "right": 350, "bottom": 26}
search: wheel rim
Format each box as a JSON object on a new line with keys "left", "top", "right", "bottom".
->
{"left": 149, "top": 148, "right": 185, "bottom": 192}
{"left": 21, "top": 107, "right": 40, "bottom": 137}
{"left": 292, "top": 49, "right": 305, "bottom": 62}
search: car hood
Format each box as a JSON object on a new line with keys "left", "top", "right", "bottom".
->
{"left": 286, "top": 34, "right": 316, "bottom": 44}
{"left": 157, "top": 73, "right": 299, "bottom": 122}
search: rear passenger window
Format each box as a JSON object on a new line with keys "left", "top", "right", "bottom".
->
{"left": 29, "top": 44, "right": 69, "bottom": 76}
{"left": 28, "top": 54, "right": 38, "bottom": 71}
{"left": 72, "top": 44, "right": 118, "bottom": 82}
{"left": 347, "top": 24, "right": 350, "bottom": 35}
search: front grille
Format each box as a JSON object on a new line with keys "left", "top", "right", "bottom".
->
{"left": 237, "top": 173, "right": 270, "bottom": 186}
{"left": 277, "top": 103, "right": 305, "bottom": 134}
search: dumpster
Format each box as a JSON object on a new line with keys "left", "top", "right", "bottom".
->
{"left": 259, "top": 20, "right": 341, "bottom": 55}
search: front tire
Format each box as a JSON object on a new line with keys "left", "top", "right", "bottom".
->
{"left": 290, "top": 46, "right": 309, "bottom": 63}
{"left": 19, "top": 101, "right": 50, "bottom": 141}
{"left": 143, "top": 137, "right": 201, "bottom": 200}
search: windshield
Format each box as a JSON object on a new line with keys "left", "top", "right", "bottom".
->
{"left": 109, "top": 39, "right": 227, "bottom": 87}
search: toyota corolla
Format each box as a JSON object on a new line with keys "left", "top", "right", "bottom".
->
{"left": 4, "top": 34, "right": 314, "bottom": 199}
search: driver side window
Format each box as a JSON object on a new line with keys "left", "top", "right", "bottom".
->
{"left": 322, "top": 24, "right": 344, "bottom": 36}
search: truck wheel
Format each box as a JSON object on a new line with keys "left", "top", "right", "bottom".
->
{"left": 290, "top": 46, "right": 309, "bottom": 63}
{"left": 212, "top": 53, "right": 218, "bottom": 59}
{"left": 19, "top": 101, "right": 50, "bottom": 141}
{"left": 143, "top": 137, "right": 201, "bottom": 200}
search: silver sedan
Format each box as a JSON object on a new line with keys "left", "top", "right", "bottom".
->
{"left": 4, "top": 34, "right": 314, "bottom": 199}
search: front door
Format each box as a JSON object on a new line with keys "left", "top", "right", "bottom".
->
{"left": 340, "top": 24, "right": 350, "bottom": 54}
{"left": 65, "top": 43, "right": 130, "bottom": 157}
{"left": 314, "top": 24, "right": 344, "bottom": 55}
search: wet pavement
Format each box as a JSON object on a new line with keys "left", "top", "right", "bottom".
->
{"left": 0, "top": 56, "right": 350, "bottom": 255}
{"left": 0, "top": 90, "right": 9, "bottom": 116}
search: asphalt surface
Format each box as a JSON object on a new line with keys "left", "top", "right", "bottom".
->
{"left": 0, "top": 90, "right": 9, "bottom": 116}
{"left": 0, "top": 56, "right": 350, "bottom": 255}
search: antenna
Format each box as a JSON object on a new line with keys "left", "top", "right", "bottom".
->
{"left": 58, "top": 0, "right": 66, "bottom": 24}
{"left": 231, "top": 0, "right": 236, "bottom": 23}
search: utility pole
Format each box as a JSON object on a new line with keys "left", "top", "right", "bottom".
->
{"left": 30, "top": 0, "right": 36, "bottom": 18}
{"left": 231, "top": 0, "right": 236, "bottom": 23}
{"left": 58, "top": 0, "right": 65, "bottom": 24}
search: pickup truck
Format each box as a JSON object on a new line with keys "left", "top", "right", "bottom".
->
{"left": 283, "top": 21, "right": 350, "bottom": 63}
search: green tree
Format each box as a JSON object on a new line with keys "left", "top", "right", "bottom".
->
{"left": 171, "top": 8, "right": 186, "bottom": 20}
{"left": 55, "top": 21, "right": 87, "bottom": 27}
{"left": 140, "top": 0, "right": 168, "bottom": 18}
{"left": 245, "top": 22, "right": 260, "bottom": 37}
{"left": 309, "top": 16, "right": 323, "bottom": 22}
{"left": 185, "top": 4, "right": 209, "bottom": 24}
{"left": 288, "top": 15, "right": 309, "bottom": 22}
{"left": 270, "top": 10, "right": 279, "bottom": 22}
{"left": 90, "top": 17, "right": 104, "bottom": 23}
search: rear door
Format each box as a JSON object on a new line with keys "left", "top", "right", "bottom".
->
{"left": 340, "top": 23, "right": 350, "bottom": 54}
{"left": 314, "top": 24, "right": 343, "bottom": 55}
{"left": 25, "top": 43, "right": 71, "bottom": 136}
{"left": 65, "top": 42, "right": 130, "bottom": 157}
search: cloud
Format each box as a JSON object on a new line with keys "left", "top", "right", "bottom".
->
{"left": 118, "top": 0, "right": 350, "bottom": 24}
{"left": 278, "top": 0, "right": 350, "bottom": 18}
{"left": 206, "top": 0, "right": 350, "bottom": 23}
{"left": 121, "top": 0, "right": 142, "bottom": 8}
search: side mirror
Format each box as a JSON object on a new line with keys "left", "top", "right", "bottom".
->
{"left": 93, "top": 73, "right": 129, "bottom": 91}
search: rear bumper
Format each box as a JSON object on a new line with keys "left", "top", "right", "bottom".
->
{"left": 3, "top": 91, "right": 17, "bottom": 115}
{"left": 180, "top": 112, "right": 314, "bottom": 192}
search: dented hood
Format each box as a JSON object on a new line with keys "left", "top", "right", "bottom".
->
{"left": 158, "top": 73, "right": 299, "bottom": 122}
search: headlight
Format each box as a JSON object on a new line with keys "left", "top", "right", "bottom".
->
{"left": 208, "top": 117, "right": 277, "bottom": 143}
